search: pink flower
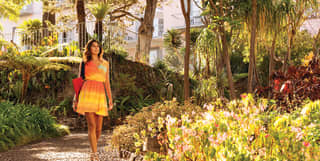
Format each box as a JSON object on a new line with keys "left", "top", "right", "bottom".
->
{"left": 202, "top": 112, "right": 214, "bottom": 124}
{"left": 174, "top": 135, "right": 181, "bottom": 142}
{"left": 233, "top": 114, "right": 240, "bottom": 121}
{"left": 214, "top": 123, "right": 219, "bottom": 128}
{"left": 265, "top": 134, "right": 270, "bottom": 138}
{"left": 208, "top": 135, "right": 215, "bottom": 144}
{"left": 296, "top": 132, "right": 304, "bottom": 141}
{"left": 291, "top": 127, "right": 302, "bottom": 133}
{"left": 224, "top": 111, "right": 231, "bottom": 117}
{"left": 219, "top": 132, "right": 228, "bottom": 142}
{"left": 167, "top": 115, "right": 176, "bottom": 128}
{"left": 303, "top": 141, "right": 310, "bottom": 147}
{"left": 204, "top": 104, "right": 213, "bottom": 111}
{"left": 182, "top": 144, "right": 191, "bottom": 152}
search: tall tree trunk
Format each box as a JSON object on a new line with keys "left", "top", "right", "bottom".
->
{"left": 283, "top": 31, "right": 293, "bottom": 72}
{"left": 220, "top": 28, "right": 235, "bottom": 99}
{"left": 94, "top": 20, "right": 103, "bottom": 42}
{"left": 76, "top": 0, "right": 87, "bottom": 50}
{"left": 268, "top": 31, "right": 278, "bottom": 98}
{"left": 21, "top": 72, "right": 30, "bottom": 103}
{"left": 216, "top": 44, "right": 224, "bottom": 97}
{"left": 180, "top": 0, "right": 191, "bottom": 102}
{"left": 42, "top": 1, "right": 55, "bottom": 40}
{"left": 205, "top": 48, "right": 210, "bottom": 78}
{"left": 135, "top": 0, "right": 158, "bottom": 63}
{"left": 184, "top": 18, "right": 191, "bottom": 101}
{"left": 192, "top": 48, "right": 197, "bottom": 76}
{"left": 248, "top": 0, "right": 257, "bottom": 93}
{"left": 198, "top": 47, "right": 201, "bottom": 79}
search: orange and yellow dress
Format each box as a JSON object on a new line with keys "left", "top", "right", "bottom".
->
{"left": 76, "top": 60, "right": 110, "bottom": 116}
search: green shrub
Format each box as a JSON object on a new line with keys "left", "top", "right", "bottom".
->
{"left": 194, "top": 77, "right": 219, "bottom": 105}
{"left": 0, "top": 102, "right": 69, "bottom": 152}
{"left": 0, "top": 65, "right": 74, "bottom": 107}
{"left": 111, "top": 99, "right": 205, "bottom": 153}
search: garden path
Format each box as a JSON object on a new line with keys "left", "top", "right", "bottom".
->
{"left": 0, "top": 130, "right": 128, "bottom": 161}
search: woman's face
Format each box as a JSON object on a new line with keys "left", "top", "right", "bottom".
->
{"left": 90, "top": 42, "right": 100, "bottom": 56}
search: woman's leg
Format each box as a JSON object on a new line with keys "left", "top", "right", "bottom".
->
{"left": 85, "top": 112, "right": 97, "bottom": 153}
{"left": 95, "top": 114, "right": 104, "bottom": 141}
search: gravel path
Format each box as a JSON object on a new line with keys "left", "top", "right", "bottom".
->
{"left": 0, "top": 130, "right": 129, "bottom": 161}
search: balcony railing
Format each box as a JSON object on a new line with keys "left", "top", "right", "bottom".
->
{"left": 1, "top": 21, "right": 138, "bottom": 54}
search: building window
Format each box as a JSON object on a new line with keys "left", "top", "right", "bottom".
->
{"left": 153, "top": 18, "right": 164, "bottom": 38}
{"left": 149, "top": 48, "right": 162, "bottom": 65}
{"left": 158, "top": 18, "right": 164, "bottom": 36}
{"left": 11, "top": 27, "right": 16, "bottom": 42}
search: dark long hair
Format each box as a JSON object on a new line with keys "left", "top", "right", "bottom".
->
{"left": 83, "top": 39, "right": 103, "bottom": 62}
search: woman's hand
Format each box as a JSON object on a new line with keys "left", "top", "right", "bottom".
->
{"left": 108, "top": 101, "right": 113, "bottom": 110}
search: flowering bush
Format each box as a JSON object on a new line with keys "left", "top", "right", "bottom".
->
{"left": 144, "top": 94, "right": 320, "bottom": 160}
{"left": 111, "top": 99, "right": 205, "bottom": 154}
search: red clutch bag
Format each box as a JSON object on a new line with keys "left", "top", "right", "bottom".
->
{"left": 72, "top": 77, "right": 84, "bottom": 111}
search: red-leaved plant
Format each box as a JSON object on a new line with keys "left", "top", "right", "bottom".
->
{"left": 256, "top": 57, "right": 320, "bottom": 112}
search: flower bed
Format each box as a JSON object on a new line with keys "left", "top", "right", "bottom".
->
{"left": 144, "top": 94, "right": 320, "bottom": 160}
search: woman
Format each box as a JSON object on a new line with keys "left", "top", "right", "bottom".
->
{"left": 75, "top": 39, "right": 113, "bottom": 160}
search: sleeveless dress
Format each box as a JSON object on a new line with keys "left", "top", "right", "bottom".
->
{"left": 76, "top": 61, "right": 109, "bottom": 116}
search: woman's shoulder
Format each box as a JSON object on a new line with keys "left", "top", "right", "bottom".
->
{"left": 101, "top": 59, "right": 109, "bottom": 66}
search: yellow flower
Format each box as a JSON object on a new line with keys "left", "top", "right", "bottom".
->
{"left": 301, "top": 104, "right": 311, "bottom": 116}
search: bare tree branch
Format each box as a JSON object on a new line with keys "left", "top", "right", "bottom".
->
{"left": 208, "top": 0, "right": 219, "bottom": 15}
{"left": 192, "top": 0, "right": 205, "bottom": 10}
{"left": 117, "top": 10, "right": 142, "bottom": 21}
{"left": 110, "top": 3, "right": 135, "bottom": 14}
{"left": 110, "top": 13, "right": 127, "bottom": 21}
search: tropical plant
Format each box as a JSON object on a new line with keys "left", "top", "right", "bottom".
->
{"left": 282, "top": 0, "right": 318, "bottom": 72}
{"left": 0, "top": 46, "right": 70, "bottom": 102}
{"left": 163, "top": 29, "right": 184, "bottom": 72}
{"left": 89, "top": 2, "right": 111, "bottom": 42}
{"left": 202, "top": 0, "right": 242, "bottom": 99}
{"left": 0, "top": 101, "right": 69, "bottom": 152}
{"left": 256, "top": 56, "right": 320, "bottom": 112}
{"left": 164, "top": 29, "right": 183, "bottom": 56}
{"left": 18, "top": 19, "right": 43, "bottom": 46}
{"left": 194, "top": 76, "right": 219, "bottom": 105}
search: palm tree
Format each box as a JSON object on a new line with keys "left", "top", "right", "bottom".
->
{"left": 163, "top": 29, "right": 184, "bottom": 72}
{"left": 282, "top": 0, "right": 318, "bottom": 72}
{"left": 205, "top": 0, "right": 236, "bottom": 99}
{"left": 265, "top": 0, "right": 288, "bottom": 91}
{"left": 18, "top": 19, "right": 43, "bottom": 46}
{"left": 196, "top": 28, "right": 216, "bottom": 79}
{"left": 164, "top": 29, "right": 183, "bottom": 60}
{"left": 89, "top": 2, "right": 110, "bottom": 42}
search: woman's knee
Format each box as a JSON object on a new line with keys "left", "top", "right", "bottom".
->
{"left": 96, "top": 128, "right": 102, "bottom": 135}
{"left": 86, "top": 113, "right": 97, "bottom": 130}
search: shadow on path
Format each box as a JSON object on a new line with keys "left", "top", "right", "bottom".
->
{"left": 0, "top": 130, "right": 125, "bottom": 161}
